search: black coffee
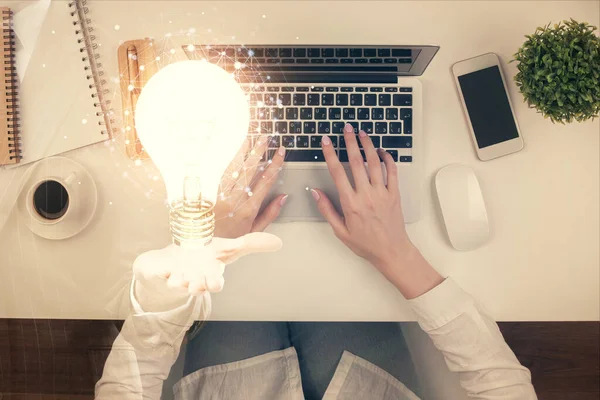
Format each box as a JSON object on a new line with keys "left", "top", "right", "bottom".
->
{"left": 33, "top": 180, "right": 69, "bottom": 220}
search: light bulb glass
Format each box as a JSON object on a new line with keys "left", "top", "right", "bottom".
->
{"left": 135, "top": 60, "right": 249, "bottom": 207}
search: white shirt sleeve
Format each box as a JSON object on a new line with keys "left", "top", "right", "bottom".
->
{"left": 95, "top": 279, "right": 209, "bottom": 400}
{"left": 408, "top": 278, "right": 537, "bottom": 400}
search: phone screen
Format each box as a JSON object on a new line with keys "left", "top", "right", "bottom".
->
{"left": 458, "top": 66, "right": 519, "bottom": 149}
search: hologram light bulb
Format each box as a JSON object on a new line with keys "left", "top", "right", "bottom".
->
{"left": 135, "top": 60, "right": 249, "bottom": 247}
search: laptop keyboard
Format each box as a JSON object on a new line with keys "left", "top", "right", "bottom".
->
{"left": 243, "top": 84, "right": 414, "bottom": 163}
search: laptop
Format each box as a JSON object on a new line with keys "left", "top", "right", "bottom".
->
{"left": 185, "top": 45, "right": 439, "bottom": 223}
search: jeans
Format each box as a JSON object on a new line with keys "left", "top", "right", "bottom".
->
{"left": 184, "top": 322, "right": 420, "bottom": 399}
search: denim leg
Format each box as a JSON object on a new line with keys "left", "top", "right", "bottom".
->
{"left": 289, "top": 322, "right": 421, "bottom": 400}
{"left": 183, "top": 322, "right": 291, "bottom": 377}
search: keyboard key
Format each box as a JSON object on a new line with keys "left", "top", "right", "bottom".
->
{"left": 336, "top": 94, "right": 348, "bottom": 106}
{"left": 341, "top": 87, "right": 353, "bottom": 92}
{"left": 349, "top": 48, "right": 363, "bottom": 57}
{"left": 293, "top": 48, "right": 306, "bottom": 57}
{"left": 384, "top": 58, "right": 397, "bottom": 64}
{"left": 400, "top": 156, "right": 412, "bottom": 163}
{"left": 387, "top": 150, "right": 399, "bottom": 162}
{"left": 389, "top": 122, "right": 402, "bottom": 134}
{"left": 386, "top": 108, "right": 398, "bottom": 120}
{"left": 311, "top": 86, "right": 324, "bottom": 92}
{"left": 393, "top": 94, "right": 412, "bottom": 106}
{"left": 326, "top": 87, "right": 339, "bottom": 92}
{"left": 278, "top": 93, "right": 291, "bottom": 106}
{"left": 289, "top": 121, "right": 302, "bottom": 133}
{"left": 382, "top": 136, "right": 412, "bottom": 148}
{"left": 268, "top": 135, "right": 281, "bottom": 148}
{"left": 378, "top": 48, "right": 391, "bottom": 57}
{"left": 400, "top": 87, "right": 412, "bottom": 92}
{"left": 375, "top": 122, "right": 388, "bottom": 134}
{"left": 343, "top": 108, "right": 356, "bottom": 119}
{"left": 314, "top": 108, "right": 327, "bottom": 120}
{"left": 249, "top": 121, "right": 259, "bottom": 133}
{"left": 266, "top": 48, "right": 278, "bottom": 57}
{"left": 311, "top": 59, "right": 325, "bottom": 64}
{"left": 272, "top": 107, "right": 284, "bottom": 120}
{"left": 296, "top": 87, "right": 310, "bottom": 92}
{"left": 296, "top": 135, "right": 309, "bottom": 147}
{"left": 258, "top": 108, "right": 271, "bottom": 119}
{"left": 355, "top": 87, "right": 369, "bottom": 92}
{"left": 364, "top": 94, "right": 377, "bottom": 106}
{"left": 293, "top": 94, "right": 306, "bottom": 106}
{"left": 325, "top": 59, "right": 339, "bottom": 64}
{"left": 385, "top": 87, "right": 398, "bottom": 92}
{"left": 370, "top": 87, "right": 384, "bottom": 92}
{"left": 281, "top": 59, "right": 295, "bottom": 64}
{"left": 286, "top": 150, "right": 326, "bottom": 162}
{"left": 372, "top": 108, "right": 384, "bottom": 120}
{"left": 250, "top": 48, "right": 264, "bottom": 57}
{"left": 332, "top": 122, "right": 345, "bottom": 133}
{"left": 391, "top": 49, "right": 411, "bottom": 57}
{"left": 300, "top": 108, "right": 313, "bottom": 120}
{"left": 322, "top": 48, "right": 335, "bottom": 57}
{"left": 329, "top": 107, "right": 342, "bottom": 120}
{"left": 318, "top": 122, "right": 331, "bottom": 134}
{"left": 369, "top": 58, "right": 383, "bottom": 63}
{"left": 279, "top": 48, "right": 292, "bottom": 57}
{"left": 275, "top": 121, "right": 288, "bottom": 133}
{"left": 303, "top": 122, "right": 316, "bottom": 134}
{"left": 265, "top": 94, "right": 277, "bottom": 105}
{"left": 270, "top": 87, "right": 280, "bottom": 92}
{"left": 286, "top": 107, "right": 298, "bottom": 119}
{"left": 322, "top": 94, "right": 335, "bottom": 105}
{"left": 357, "top": 108, "right": 370, "bottom": 120}
{"left": 350, "top": 94, "right": 363, "bottom": 106}
{"left": 308, "top": 48, "right": 320, "bottom": 57}
{"left": 265, "top": 58, "right": 279, "bottom": 64}
{"left": 364, "top": 48, "right": 376, "bottom": 57}
{"left": 341, "top": 58, "right": 353, "bottom": 64}
{"left": 378, "top": 94, "right": 391, "bottom": 106}
{"left": 296, "top": 58, "right": 310, "bottom": 63}
{"left": 347, "top": 121, "right": 359, "bottom": 133}
{"left": 308, "top": 94, "right": 320, "bottom": 105}
{"left": 400, "top": 108, "right": 412, "bottom": 120}
{"left": 355, "top": 58, "right": 368, "bottom": 64}
{"left": 281, "top": 87, "right": 295, "bottom": 92}
{"left": 335, "top": 48, "right": 349, "bottom": 57}
{"left": 360, "top": 122, "right": 373, "bottom": 134}
{"left": 311, "top": 135, "right": 337, "bottom": 148}
{"left": 282, "top": 135, "right": 295, "bottom": 148}
{"left": 404, "top": 118, "right": 412, "bottom": 134}
{"left": 250, "top": 93, "right": 263, "bottom": 103}
{"left": 260, "top": 121, "right": 273, "bottom": 133}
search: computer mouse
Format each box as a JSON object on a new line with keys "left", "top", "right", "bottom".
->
{"left": 435, "top": 164, "right": 489, "bottom": 251}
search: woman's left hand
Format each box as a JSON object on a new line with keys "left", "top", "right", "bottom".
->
{"left": 214, "top": 138, "right": 287, "bottom": 238}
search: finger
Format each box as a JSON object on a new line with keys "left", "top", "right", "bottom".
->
{"left": 252, "top": 194, "right": 288, "bottom": 232}
{"left": 321, "top": 134, "right": 353, "bottom": 196}
{"left": 166, "top": 272, "right": 188, "bottom": 291}
{"left": 343, "top": 123, "right": 370, "bottom": 189}
{"left": 311, "top": 189, "right": 348, "bottom": 240}
{"left": 251, "top": 146, "right": 285, "bottom": 202}
{"left": 221, "top": 138, "right": 251, "bottom": 193}
{"left": 358, "top": 130, "right": 384, "bottom": 186}
{"left": 377, "top": 149, "right": 398, "bottom": 192}
{"left": 204, "top": 273, "right": 225, "bottom": 293}
{"left": 212, "top": 232, "right": 283, "bottom": 265}
{"left": 240, "top": 135, "right": 270, "bottom": 188}
{"left": 187, "top": 275, "right": 208, "bottom": 295}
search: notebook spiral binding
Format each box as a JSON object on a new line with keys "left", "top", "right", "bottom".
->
{"left": 2, "top": 8, "right": 21, "bottom": 161}
{"left": 69, "top": 0, "right": 116, "bottom": 136}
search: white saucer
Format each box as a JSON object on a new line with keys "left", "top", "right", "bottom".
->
{"left": 17, "top": 156, "right": 98, "bottom": 240}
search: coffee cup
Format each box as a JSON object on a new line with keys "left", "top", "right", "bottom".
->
{"left": 26, "top": 172, "right": 77, "bottom": 224}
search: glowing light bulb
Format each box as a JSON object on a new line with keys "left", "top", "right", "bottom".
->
{"left": 135, "top": 60, "right": 249, "bottom": 246}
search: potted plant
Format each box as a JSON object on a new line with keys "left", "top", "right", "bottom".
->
{"left": 513, "top": 19, "right": 599, "bottom": 123}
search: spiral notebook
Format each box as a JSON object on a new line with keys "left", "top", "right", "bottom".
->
{"left": 2, "top": 0, "right": 114, "bottom": 167}
{"left": 0, "top": 7, "right": 19, "bottom": 165}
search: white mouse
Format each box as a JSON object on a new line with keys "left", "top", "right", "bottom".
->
{"left": 435, "top": 164, "right": 489, "bottom": 251}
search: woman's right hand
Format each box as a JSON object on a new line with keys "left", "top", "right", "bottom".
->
{"left": 312, "top": 123, "right": 443, "bottom": 299}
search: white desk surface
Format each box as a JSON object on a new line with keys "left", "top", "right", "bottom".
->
{"left": 0, "top": 1, "right": 598, "bottom": 321}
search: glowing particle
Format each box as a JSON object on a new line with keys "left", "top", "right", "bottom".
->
{"left": 128, "top": 54, "right": 137, "bottom": 61}
{"left": 124, "top": 110, "right": 130, "bottom": 116}
{"left": 262, "top": 14, "right": 266, "bottom": 18}
{"left": 305, "top": 187, "right": 309, "bottom": 191}
{"left": 139, "top": 65, "right": 145, "bottom": 71}
{"left": 114, "top": 24, "right": 120, "bottom": 31}
{"left": 267, "top": 159, "right": 273, "bottom": 164}
{"left": 152, "top": 175, "right": 159, "bottom": 181}
{"left": 234, "top": 61, "right": 243, "bottom": 69}
{"left": 78, "top": 181, "right": 81, "bottom": 185}
{"left": 63, "top": 135, "right": 68, "bottom": 139}
{"left": 296, "top": 36, "right": 299, "bottom": 40}
{"left": 248, "top": 50, "right": 255, "bottom": 57}
{"left": 248, "top": 191, "right": 253, "bottom": 197}
{"left": 42, "top": 63, "right": 46, "bottom": 68}
{"left": 156, "top": 56, "right": 161, "bottom": 61}
{"left": 124, "top": 139, "right": 130, "bottom": 145}
{"left": 170, "top": 48, "right": 176, "bottom": 54}
{"left": 231, "top": 171, "right": 239, "bottom": 179}
{"left": 168, "top": 20, "right": 172, "bottom": 24}
{"left": 267, "top": 75, "right": 271, "bottom": 80}
{"left": 127, "top": 84, "right": 134, "bottom": 91}
{"left": 81, "top": 119, "right": 87, "bottom": 124}
{"left": 134, "top": 159, "right": 142, "bottom": 166}
{"left": 122, "top": 172, "right": 128, "bottom": 178}
{"left": 51, "top": 30, "right": 55, "bottom": 34}
{"left": 259, "top": 166, "right": 265, "bottom": 171}
{"left": 165, "top": 32, "right": 172, "bottom": 37}
{"left": 221, "top": 51, "right": 226, "bottom": 56}
{"left": 189, "top": 27, "right": 196, "bottom": 33}
{"left": 244, "top": 186, "right": 251, "bottom": 193}
{"left": 207, "top": 28, "right": 212, "bottom": 33}
{"left": 109, "top": 201, "right": 113, "bottom": 205}
{"left": 228, "top": 212, "right": 234, "bottom": 218}
{"left": 187, "top": 44, "right": 195, "bottom": 52}
{"left": 125, "top": 126, "right": 132, "bottom": 131}
{"left": 250, "top": 149, "right": 256, "bottom": 155}
{"left": 257, "top": 100, "right": 264, "bottom": 107}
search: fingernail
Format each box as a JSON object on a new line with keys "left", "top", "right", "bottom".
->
{"left": 280, "top": 194, "right": 289, "bottom": 206}
{"left": 359, "top": 130, "right": 367, "bottom": 138}
{"left": 321, "top": 136, "right": 331, "bottom": 146}
{"left": 278, "top": 146, "right": 286, "bottom": 156}
{"left": 310, "top": 189, "right": 320, "bottom": 201}
{"left": 344, "top": 123, "right": 353, "bottom": 132}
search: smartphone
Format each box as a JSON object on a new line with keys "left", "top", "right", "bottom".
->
{"left": 452, "top": 53, "right": 524, "bottom": 161}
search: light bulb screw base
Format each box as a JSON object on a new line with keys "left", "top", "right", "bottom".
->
{"left": 169, "top": 199, "right": 215, "bottom": 247}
